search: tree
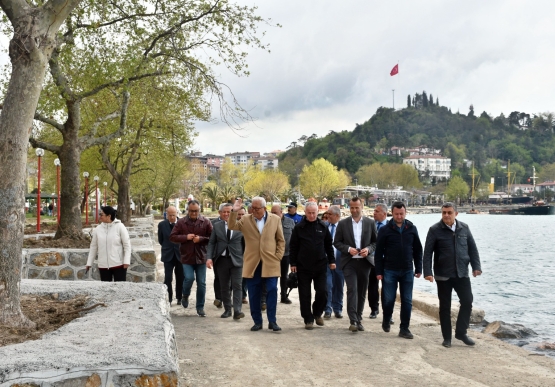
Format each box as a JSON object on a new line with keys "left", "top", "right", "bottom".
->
{"left": 538, "top": 163, "right": 555, "bottom": 182}
{"left": 299, "top": 158, "right": 346, "bottom": 201}
{"left": 0, "top": 0, "right": 82, "bottom": 328}
{"left": 21, "top": 0, "right": 271, "bottom": 238}
{"left": 422, "top": 91, "right": 428, "bottom": 108}
{"left": 202, "top": 184, "right": 220, "bottom": 211}
{"left": 468, "top": 104, "right": 475, "bottom": 118}
{"left": 245, "top": 169, "right": 290, "bottom": 202}
{"left": 407, "top": 95, "right": 411, "bottom": 108}
{"left": 429, "top": 93, "right": 434, "bottom": 106}
{"left": 445, "top": 176, "right": 470, "bottom": 202}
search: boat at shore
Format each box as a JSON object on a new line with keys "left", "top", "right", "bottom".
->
{"left": 489, "top": 201, "right": 555, "bottom": 215}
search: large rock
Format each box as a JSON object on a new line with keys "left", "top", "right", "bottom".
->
{"left": 31, "top": 251, "right": 65, "bottom": 266}
{"left": 483, "top": 320, "right": 537, "bottom": 339}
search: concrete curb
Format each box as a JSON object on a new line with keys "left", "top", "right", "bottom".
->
{"left": 410, "top": 290, "right": 486, "bottom": 324}
{"left": 0, "top": 280, "right": 178, "bottom": 387}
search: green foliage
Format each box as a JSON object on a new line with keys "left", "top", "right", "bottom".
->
{"left": 445, "top": 176, "right": 470, "bottom": 201}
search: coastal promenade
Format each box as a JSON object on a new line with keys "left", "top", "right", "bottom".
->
{"left": 152, "top": 224, "right": 555, "bottom": 386}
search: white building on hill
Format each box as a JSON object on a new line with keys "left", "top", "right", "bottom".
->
{"left": 403, "top": 155, "right": 451, "bottom": 180}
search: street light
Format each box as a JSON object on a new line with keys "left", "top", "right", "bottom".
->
{"left": 103, "top": 182, "right": 107, "bottom": 206}
{"left": 35, "top": 148, "right": 44, "bottom": 232}
{"left": 54, "top": 158, "right": 61, "bottom": 224}
{"left": 94, "top": 176, "right": 99, "bottom": 223}
{"left": 83, "top": 172, "right": 89, "bottom": 225}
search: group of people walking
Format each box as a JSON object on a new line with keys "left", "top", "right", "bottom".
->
{"left": 158, "top": 196, "right": 482, "bottom": 347}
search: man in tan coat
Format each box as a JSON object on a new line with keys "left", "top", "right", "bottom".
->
{"left": 229, "top": 196, "right": 285, "bottom": 331}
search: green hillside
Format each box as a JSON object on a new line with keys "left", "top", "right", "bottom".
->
{"left": 279, "top": 96, "right": 555, "bottom": 187}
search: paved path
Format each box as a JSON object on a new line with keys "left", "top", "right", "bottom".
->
{"left": 152, "top": 221, "right": 555, "bottom": 387}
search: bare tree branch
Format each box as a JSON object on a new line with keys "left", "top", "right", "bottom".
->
{"left": 77, "top": 71, "right": 168, "bottom": 100}
{"left": 33, "top": 111, "right": 64, "bottom": 131}
{"left": 29, "top": 137, "right": 61, "bottom": 154}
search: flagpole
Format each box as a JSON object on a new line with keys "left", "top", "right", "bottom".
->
{"left": 392, "top": 89, "right": 395, "bottom": 110}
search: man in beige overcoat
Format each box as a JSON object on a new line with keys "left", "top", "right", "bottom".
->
{"left": 229, "top": 196, "right": 285, "bottom": 332}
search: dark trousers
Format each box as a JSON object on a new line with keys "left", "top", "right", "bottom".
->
{"left": 261, "top": 255, "right": 290, "bottom": 303}
{"left": 215, "top": 257, "right": 243, "bottom": 313}
{"left": 242, "top": 278, "right": 248, "bottom": 299}
{"left": 297, "top": 269, "right": 328, "bottom": 323}
{"left": 99, "top": 267, "right": 127, "bottom": 282}
{"left": 247, "top": 263, "right": 278, "bottom": 325}
{"left": 437, "top": 277, "right": 474, "bottom": 339}
{"left": 163, "top": 257, "right": 184, "bottom": 302}
{"left": 214, "top": 269, "right": 221, "bottom": 301}
{"left": 368, "top": 266, "right": 382, "bottom": 312}
{"left": 382, "top": 269, "right": 414, "bottom": 330}
{"left": 343, "top": 259, "right": 371, "bottom": 323}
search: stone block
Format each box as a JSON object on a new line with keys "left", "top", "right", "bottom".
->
{"left": 137, "top": 251, "right": 156, "bottom": 265}
{"left": 113, "top": 372, "right": 177, "bottom": 386}
{"left": 127, "top": 273, "right": 144, "bottom": 283}
{"left": 130, "top": 264, "right": 153, "bottom": 273}
{"left": 50, "top": 373, "right": 102, "bottom": 387}
{"left": 28, "top": 268, "right": 57, "bottom": 280}
{"left": 59, "top": 267, "right": 75, "bottom": 280}
{"left": 145, "top": 275, "right": 155, "bottom": 282}
{"left": 31, "top": 251, "right": 65, "bottom": 266}
{"left": 77, "top": 268, "right": 89, "bottom": 280}
{"left": 68, "top": 252, "right": 89, "bottom": 267}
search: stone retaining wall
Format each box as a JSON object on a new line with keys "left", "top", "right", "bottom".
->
{"left": 0, "top": 280, "right": 178, "bottom": 386}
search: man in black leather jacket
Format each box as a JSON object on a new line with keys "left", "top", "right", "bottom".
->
{"left": 423, "top": 202, "right": 482, "bottom": 348}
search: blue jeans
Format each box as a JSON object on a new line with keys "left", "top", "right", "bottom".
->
{"left": 182, "top": 263, "right": 207, "bottom": 310}
{"left": 247, "top": 263, "right": 278, "bottom": 325}
{"left": 325, "top": 266, "right": 344, "bottom": 314}
{"left": 382, "top": 269, "right": 414, "bottom": 330}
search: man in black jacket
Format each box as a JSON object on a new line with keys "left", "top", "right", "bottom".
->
{"left": 289, "top": 202, "right": 336, "bottom": 330}
{"left": 158, "top": 206, "right": 183, "bottom": 305}
{"left": 423, "top": 202, "right": 482, "bottom": 348}
{"left": 375, "top": 201, "right": 422, "bottom": 339}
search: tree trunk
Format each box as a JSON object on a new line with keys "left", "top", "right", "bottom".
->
{"left": 117, "top": 179, "right": 131, "bottom": 225}
{"left": 55, "top": 135, "right": 86, "bottom": 239}
{"left": 0, "top": 1, "right": 81, "bottom": 328}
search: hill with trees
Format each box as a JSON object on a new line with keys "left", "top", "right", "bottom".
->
{"left": 279, "top": 92, "right": 555, "bottom": 190}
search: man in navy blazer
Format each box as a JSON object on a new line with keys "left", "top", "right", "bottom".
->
{"left": 334, "top": 197, "right": 377, "bottom": 333}
{"left": 158, "top": 206, "right": 183, "bottom": 305}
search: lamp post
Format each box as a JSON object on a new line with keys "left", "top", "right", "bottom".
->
{"left": 103, "top": 182, "right": 107, "bottom": 206}
{"left": 94, "top": 176, "right": 99, "bottom": 223}
{"left": 35, "top": 148, "right": 44, "bottom": 232}
{"left": 54, "top": 158, "right": 61, "bottom": 224}
{"left": 83, "top": 172, "right": 89, "bottom": 225}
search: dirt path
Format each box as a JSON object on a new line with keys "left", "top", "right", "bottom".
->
{"left": 152, "top": 222, "right": 555, "bottom": 387}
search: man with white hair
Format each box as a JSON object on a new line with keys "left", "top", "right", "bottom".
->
{"left": 290, "top": 202, "right": 336, "bottom": 330}
{"left": 229, "top": 197, "right": 285, "bottom": 332}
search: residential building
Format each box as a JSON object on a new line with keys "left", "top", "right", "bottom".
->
{"left": 224, "top": 151, "right": 260, "bottom": 167}
{"left": 403, "top": 155, "right": 451, "bottom": 180}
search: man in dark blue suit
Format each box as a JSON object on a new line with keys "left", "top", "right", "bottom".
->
{"left": 158, "top": 206, "right": 184, "bottom": 305}
{"left": 324, "top": 205, "right": 345, "bottom": 319}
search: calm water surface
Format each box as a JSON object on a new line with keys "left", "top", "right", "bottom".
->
{"left": 407, "top": 213, "right": 555, "bottom": 352}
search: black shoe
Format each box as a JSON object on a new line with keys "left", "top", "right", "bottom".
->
{"left": 214, "top": 299, "right": 222, "bottom": 308}
{"left": 349, "top": 321, "right": 358, "bottom": 332}
{"left": 334, "top": 312, "right": 343, "bottom": 319}
{"left": 176, "top": 299, "right": 182, "bottom": 306}
{"left": 382, "top": 321, "right": 391, "bottom": 333}
{"left": 369, "top": 310, "right": 379, "bottom": 319}
{"left": 399, "top": 329, "right": 414, "bottom": 339}
{"left": 197, "top": 309, "right": 206, "bottom": 317}
{"left": 261, "top": 302, "right": 267, "bottom": 311}
{"left": 442, "top": 339, "right": 452, "bottom": 348}
{"left": 455, "top": 334, "right": 475, "bottom": 346}
{"left": 250, "top": 324, "right": 263, "bottom": 331}
{"left": 357, "top": 322, "right": 365, "bottom": 331}
{"left": 182, "top": 296, "right": 189, "bottom": 309}
{"left": 305, "top": 322, "right": 314, "bottom": 330}
{"left": 324, "top": 312, "right": 332, "bottom": 319}
{"left": 233, "top": 311, "right": 245, "bottom": 320}
{"left": 280, "top": 297, "right": 292, "bottom": 304}
{"left": 268, "top": 322, "right": 281, "bottom": 331}
{"left": 221, "top": 310, "right": 232, "bottom": 318}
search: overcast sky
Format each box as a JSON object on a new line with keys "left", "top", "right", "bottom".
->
{"left": 195, "top": 0, "right": 555, "bottom": 155}
{"left": 2, "top": 1, "right": 554, "bottom": 157}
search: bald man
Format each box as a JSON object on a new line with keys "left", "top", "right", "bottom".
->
{"left": 158, "top": 206, "right": 184, "bottom": 305}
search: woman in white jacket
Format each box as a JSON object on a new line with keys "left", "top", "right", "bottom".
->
{"left": 86, "top": 206, "right": 131, "bottom": 282}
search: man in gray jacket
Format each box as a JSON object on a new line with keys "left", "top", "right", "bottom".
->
{"left": 423, "top": 202, "right": 482, "bottom": 348}
{"left": 207, "top": 203, "right": 245, "bottom": 320}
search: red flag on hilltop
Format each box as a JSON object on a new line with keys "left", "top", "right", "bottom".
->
{"left": 390, "top": 64, "right": 399, "bottom": 76}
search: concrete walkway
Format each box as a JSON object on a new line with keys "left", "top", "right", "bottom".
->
{"left": 152, "top": 222, "right": 555, "bottom": 387}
